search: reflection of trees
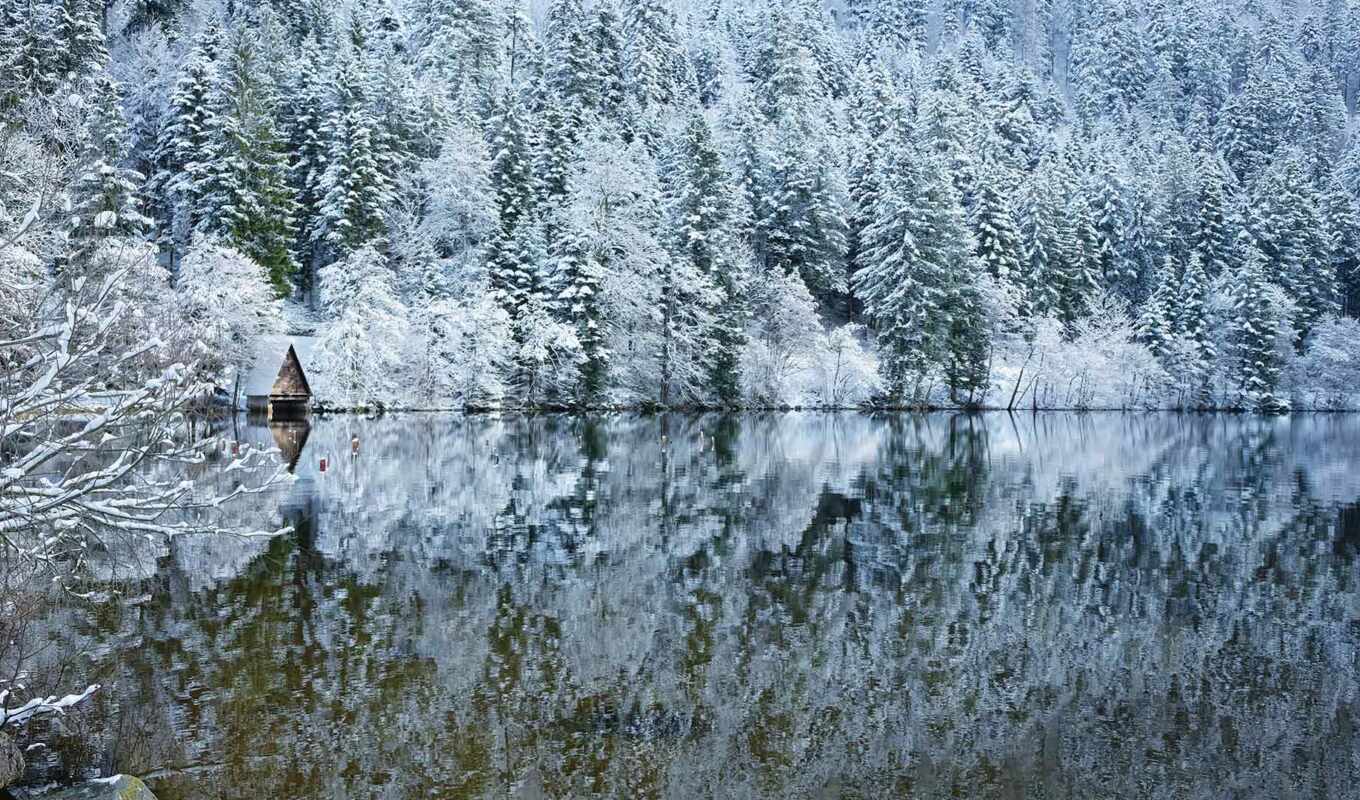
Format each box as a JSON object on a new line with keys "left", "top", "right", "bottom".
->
{"left": 40, "top": 413, "right": 1360, "bottom": 798}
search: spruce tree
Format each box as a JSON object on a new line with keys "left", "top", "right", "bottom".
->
{"left": 1232, "top": 242, "right": 1289, "bottom": 412}
{"left": 1, "top": 0, "right": 58, "bottom": 110}
{"left": 311, "top": 56, "right": 395, "bottom": 260}
{"left": 488, "top": 98, "right": 539, "bottom": 319}
{"left": 621, "top": 0, "right": 684, "bottom": 113}
{"left": 666, "top": 112, "right": 745, "bottom": 405}
{"left": 67, "top": 75, "right": 152, "bottom": 267}
{"left": 1136, "top": 257, "right": 1178, "bottom": 363}
{"left": 854, "top": 139, "right": 980, "bottom": 402}
{"left": 1323, "top": 176, "right": 1360, "bottom": 317}
{"left": 50, "top": 0, "right": 107, "bottom": 81}
{"left": 199, "top": 33, "right": 301, "bottom": 295}
{"left": 759, "top": 126, "right": 849, "bottom": 301}
{"left": 970, "top": 157, "right": 1023, "bottom": 281}
{"left": 551, "top": 215, "right": 607, "bottom": 403}
{"left": 1193, "top": 151, "right": 1236, "bottom": 277}
{"left": 1176, "top": 252, "right": 1215, "bottom": 405}
{"left": 157, "top": 26, "right": 221, "bottom": 245}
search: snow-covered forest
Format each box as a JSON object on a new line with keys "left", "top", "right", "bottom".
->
{"left": 4, "top": 0, "right": 1360, "bottom": 410}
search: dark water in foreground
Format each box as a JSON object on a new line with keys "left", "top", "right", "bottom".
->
{"left": 54, "top": 414, "right": 1360, "bottom": 798}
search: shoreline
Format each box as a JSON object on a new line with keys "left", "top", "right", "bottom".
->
{"left": 289, "top": 405, "right": 1334, "bottom": 417}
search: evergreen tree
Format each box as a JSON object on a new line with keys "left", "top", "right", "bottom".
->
{"left": 587, "top": 3, "right": 627, "bottom": 118}
{"left": 1324, "top": 176, "right": 1360, "bottom": 317}
{"left": 1135, "top": 257, "right": 1177, "bottom": 362}
{"left": 969, "top": 155, "right": 1023, "bottom": 281}
{"left": 50, "top": 0, "right": 107, "bottom": 80}
{"left": 759, "top": 126, "right": 849, "bottom": 300}
{"left": 311, "top": 56, "right": 395, "bottom": 259}
{"left": 666, "top": 113, "right": 745, "bottom": 405}
{"left": 282, "top": 38, "right": 331, "bottom": 299}
{"left": 1193, "top": 151, "right": 1236, "bottom": 277}
{"left": 157, "top": 25, "right": 222, "bottom": 246}
{"left": 854, "top": 139, "right": 980, "bottom": 402}
{"left": 622, "top": 0, "right": 684, "bottom": 112}
{"left": 868, "top": 0, "right": 927, "bottom": 52}
{"left": 67, "top": 75, "right": 152, "bottom": 267}
{"left": 551, "top": 214, "right": 607, "bottom": 403}
{"left": 488, "top": 98, "right": 538, "bottom": 319}
{"left": 1087, "top": 152, "right": 1130, "bottom": 288}
{"left": 0, "top": 0, "right": 58, "bottom": 109}
{"left": 1232, "top": 243, "right": 1289, "bottom": 412}
{"left": 199, "top": 33, "right": 301, "bottom": 295}
{"left": 1176, "top": 251, "right": 1215, "bottom": 405}
{"left": 414, "top": 0, "right": 502, "bottom": 94}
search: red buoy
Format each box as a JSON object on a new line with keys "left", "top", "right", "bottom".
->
{"left": 319, "top": 457, "right": 328, "bottom": 472}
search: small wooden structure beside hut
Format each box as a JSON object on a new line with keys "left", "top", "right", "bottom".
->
{"left": 243, "top": 336, "right": 317, "bottom": 419}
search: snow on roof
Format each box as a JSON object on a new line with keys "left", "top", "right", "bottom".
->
{"left": 243, "top": 335, "right": 318, "bottom": 397}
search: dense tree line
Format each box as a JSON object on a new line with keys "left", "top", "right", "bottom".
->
{"left": 3, "top": 0, "right": 1360, "bottom": 410}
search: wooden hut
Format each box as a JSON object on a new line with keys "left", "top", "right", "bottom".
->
{"left": 243, "top": 336, "right": 317, "bottom": 419}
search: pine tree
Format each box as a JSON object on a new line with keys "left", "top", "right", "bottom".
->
{"left": 50, "top": 0, "right": 107, "bottom": 81}
{"left": 534, "top": 97, "right": 577, "bottom": 204}
{"left": 311, "top": 56, "right": 395, "bottom": 259}
{"left": 551, "top": 213, "right": 607, "bottom": 403}
{"left": 198, "top": 33, "right": 301, "bottom": 295}
{"left": 972, "top": 0, "right": 1013, "bottom": 52}
{"left": 122, "top": 0, "right": 187, "bottom": 36}
{"left": 868, "top": 0, "right": 927, "bottom": 52}
{"left": 1, "top": 0, "right": 58, "bottom": 109}
{"left": 587, "top": 3, "right": 627, "bottom": 118}
{"left": 1176, "top": 252, "right": 1215, "bottom": 405}
{"left": 666, "top": 113, "right": 745, "bottom": 405}
{"left": 488, "top": 98, "right": 538, "bottom": 319}
{"left": 1251, "top": 155, "right": 1335, "bottom": 345}
{"left": 1087, "top": 151, "right": 1130, "bottom": 288}
{"left": 546, "top": 0, "right": 598, "bottom": 114}
{"left": 1232, "top": 242, "right": 1289, "bottom": 412}
{"left": 492, "top": 215, "right": 549, "bottom": 322}
{"left": 970, "top": 157, "right": 1023, "bottom": 281}
{"left": 854, "top": 139, "right": 980, "bottom": 402}
{"left": 759, "top": 126, "right": 849, "bottom": 300}
{"left": 157, "top": 25, "right": 222, "bottom": 245}
{"left": 1193, "top": 151, "right": 1236, "bottom": 277}
{"left": 621, "top": 0, "right": 685, "bottom": 112}
{"left": 1136, "top": 257, "right": 1178, "bottom": 362}
{"left": 67, "top": 75, "right": 152, "bottom": 267}
{"left": 1324, "top": 176, "right": 1360, "bottom": 317}
{"left": 414, "top": 0, "right": 502, "bottom": 94}
{"left": 282, "top": 38, "right": 331, "bottom": 299}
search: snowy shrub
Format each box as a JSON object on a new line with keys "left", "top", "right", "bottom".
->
{"left": 742, "top": 270, "right": 823, "bottom": 406}
{"left": 176, "top": 238, "right": 283, "bottom": 393}
{"left": 1016, "top": 294, "right": 1165, "bottom": 410}
{"left": 1293, "top": 317, "right": 1360, "bottom": 410}
{"left": 806, "top": 324, "right": 881, "bottom": 408}
{"left": 314, "top": 265, "right": 410, "bottom": 408}
{"left": 409, "top": 289, "right": 513, "bottom": 408}
{"left": 512, "top": 296, "right": 584, "bottom": 406}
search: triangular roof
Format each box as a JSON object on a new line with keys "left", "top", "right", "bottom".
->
{"left": 243, "top": 336, "right": 318, "bottom": 397}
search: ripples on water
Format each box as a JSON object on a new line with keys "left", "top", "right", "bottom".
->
{"left": 51, "top": 414, "right": 1360, "bottom": 798}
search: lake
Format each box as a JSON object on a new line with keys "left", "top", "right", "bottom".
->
{"left": 45, "top": 413, "right": 1360, "bottom": 798}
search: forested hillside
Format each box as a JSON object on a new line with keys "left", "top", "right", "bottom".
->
{"left": 3, "top": 0, "right": 1360, "bottom": 410}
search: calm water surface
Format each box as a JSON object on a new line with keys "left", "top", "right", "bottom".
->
{"left": 57, "top": 414, "right": 1360, "bottom": 798}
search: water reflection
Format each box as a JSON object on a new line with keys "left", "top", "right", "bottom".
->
{"left": 53, "top": 414, "right": 1360, "bottom": 798}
